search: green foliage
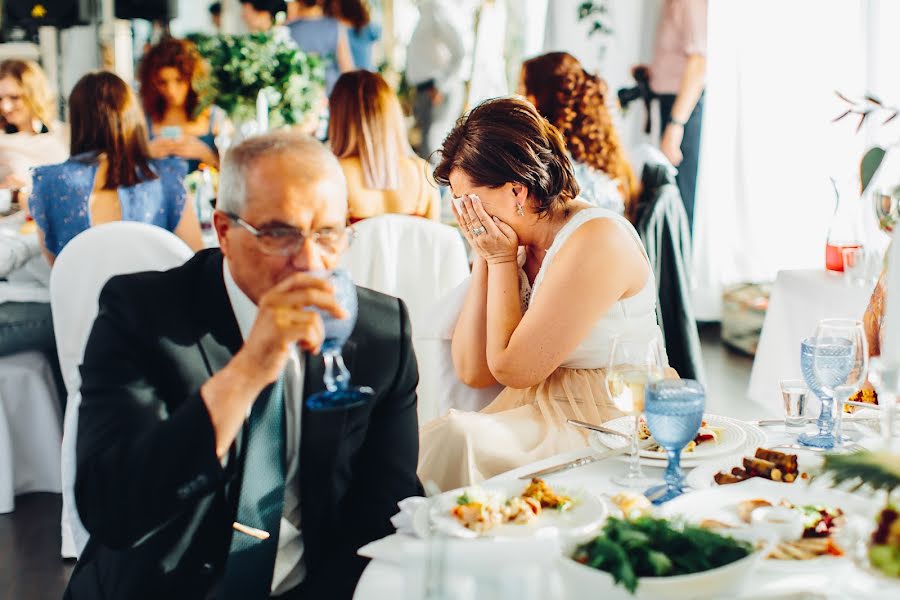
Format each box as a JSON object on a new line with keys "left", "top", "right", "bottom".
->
{"left": 577, "top": 1, "right": 614, "bottom": 37}
{"left": 822, "top": 450, "right": 900, "bottom": 496}
{"left": 186, "top": 31, "right": 325, "bottom": 128}
{"left": 572, "top": 516, "right": 753, "bottom": 594}
{"left": 861, "top": 146, "right": 887, "bottom": 193}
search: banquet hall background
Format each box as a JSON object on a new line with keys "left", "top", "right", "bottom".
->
{"left": 2, "top": 0, "right": 900, "bottom": 598}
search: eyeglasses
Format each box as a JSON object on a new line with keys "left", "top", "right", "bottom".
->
{"left": 223, "top": 211, "right": 350, "bottom": 256}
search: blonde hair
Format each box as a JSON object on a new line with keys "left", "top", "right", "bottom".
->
{"left": 328, "top": 70, "right": 411, "bottom": 191}
{"left": 0, "top": 59, "right": 57, "bottom": 130}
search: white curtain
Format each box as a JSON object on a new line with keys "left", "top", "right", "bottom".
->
{"left": 692, "top": 0, "right": 900, "bottom": 320}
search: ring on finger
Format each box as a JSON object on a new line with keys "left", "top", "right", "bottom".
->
{"left": 471, "top": 225, "right": 486, "bottom": 237}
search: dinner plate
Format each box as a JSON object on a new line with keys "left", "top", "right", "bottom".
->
{"left": 660, "top": 478, "right": 878, "bottom": 570}
{"left": 414, "top": 479, "right": 609, "bottom": 541}
{"left": 685, "top": 448, "right": 824, "bottom": 490}
{"left": 591, "top": 414, "right": 748, "bottom": 461}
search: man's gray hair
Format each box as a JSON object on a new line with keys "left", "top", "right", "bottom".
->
{"left": 217, "top": 131, "right": 347, "bottom": 215}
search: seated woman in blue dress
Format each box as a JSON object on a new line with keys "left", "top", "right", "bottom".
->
{"left": 138, "top": 37, "right": 223, "bottom": 173}
{"left": 29, "top": 71, "right": 204, "bottom": 264}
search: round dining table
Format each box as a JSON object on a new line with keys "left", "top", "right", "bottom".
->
{"left": 353, "top": 420, "right": 896, "bottom": 600}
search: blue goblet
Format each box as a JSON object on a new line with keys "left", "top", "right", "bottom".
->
{"left": 304, "top": 269, "right": 374, "bottom": 411}
{"left": 643, "top": 379, "right": 705, "bottom": 504}
{"left": 798, "top": 336, "right": 853, "bottom": 449}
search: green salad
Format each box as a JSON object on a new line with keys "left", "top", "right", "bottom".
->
{"left": 572, "top": 516, "right": 754, "bottom": 593}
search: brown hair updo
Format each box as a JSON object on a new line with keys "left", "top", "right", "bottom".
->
{"left": 433, "top": 96, "right": 579, "bottom": 218}
{"left": 521, "top": 52, "right": 637, "bottom": 213}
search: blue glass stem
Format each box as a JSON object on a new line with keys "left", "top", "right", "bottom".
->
{"left": 816, "top": 394, "right": 834, "bottom": 439}
{"left": 322, "top": 350, "right": 351, "bottom": 392}
{"left": 664, "top": 448, "right": 683, "bottom": 496}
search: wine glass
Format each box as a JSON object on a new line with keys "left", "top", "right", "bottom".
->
{"left": 605, "top": 334, "right": 666, "bottom": 488}
{"left": 802, "top": 319, "right": 867, "bottom": 449}
{"left": 643, "top": 379, "right": 705, "bottom": 504}
{"left": 304, "top": 269, "right": 374, "bottom": 411}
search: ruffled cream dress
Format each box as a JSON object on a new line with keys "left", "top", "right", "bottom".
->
{"left": 418, "top": 208, "right": 665, "bottom": 491}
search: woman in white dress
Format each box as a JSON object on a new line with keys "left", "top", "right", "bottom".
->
{"left": 418, "top": 97, "right": 666, "bottom": 491}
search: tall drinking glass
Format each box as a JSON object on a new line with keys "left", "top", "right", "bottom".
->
{"left": 605, "top": 334, "right": 666, "bottom": 488}
{"left": 811, "top": 319, "right": 868, "bottom": 448}
{"left": 798, "top": 334, "right": 855, "bottom": 449}
{"left": 643, "top": 379, "right": 705, "bottom": 504}
{"left": 304, "top": 269, "right": 375, "bottom": 411}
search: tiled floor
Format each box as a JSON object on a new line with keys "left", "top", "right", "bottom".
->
{"left": 0, "top": 324, "right": 754, "bottom": 599}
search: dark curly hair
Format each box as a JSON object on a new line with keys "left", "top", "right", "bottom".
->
{"left": 434, "top": 97, "right": 580, "bottom": 218}
{"left": 137, "top": 37, "right": 209, "bottom": 122}
{"left": 522, "top": 52, "right": 638, "bottom": 214}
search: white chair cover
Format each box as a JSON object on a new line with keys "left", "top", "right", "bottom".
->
{"left": 339, "top": 215, "right": 470, "bottom": 422}
{"left": 51, "top": 222, "right": 194, "bottom": 559}
{"left": 0, "top": 350, "right": 62, "bottom": 514}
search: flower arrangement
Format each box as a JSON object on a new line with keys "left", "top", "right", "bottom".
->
{"left": 186, "top": 30, "right": 326, "bottom": 129}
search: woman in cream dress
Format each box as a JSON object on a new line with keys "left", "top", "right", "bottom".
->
{"left": 418, "top": 97, "right": 666, "bottom": 491}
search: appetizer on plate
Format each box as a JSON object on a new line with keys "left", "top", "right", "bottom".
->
{"left": 713, "top": 448, "right": 809, "bottom": 485}
{"left": 870, "top": 506, "right": 900, "bottom": 577}
{"left": 845, "top": 388, "right": 878, "bottom": 412}
{"left": 639, "top": 418, "right": 723, "bottom": 453}
{"left": 449, "top": 478, "right": 572, "bottom": 534}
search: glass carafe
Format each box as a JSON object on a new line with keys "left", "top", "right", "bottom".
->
{"left": 825, "top": 176, "right": 865, "bottom": 272}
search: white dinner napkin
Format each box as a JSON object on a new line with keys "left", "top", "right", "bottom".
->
{"left": 390, "top": 496, "right": 427, "bottom": 537}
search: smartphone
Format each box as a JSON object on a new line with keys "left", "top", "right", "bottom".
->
{"left": 160, "top": 126, "right": 182, "bottom": 140}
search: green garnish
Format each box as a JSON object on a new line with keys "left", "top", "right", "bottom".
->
{"left": 572, "top": 517, "right": 754, "bottom": 594}
{"left": 457, "top": 493, "right": 471, "bottom": 505}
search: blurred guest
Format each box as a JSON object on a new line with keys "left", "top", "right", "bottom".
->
{"left": 287, "top": 0, "right": 355, "bottom": 95}
{"left": 329, "top": 71, "right": 438, "bottom": 222}
{"left": 241, "top": 0, "right": 287, "bottom": 32}
{"left": 209, "top": 1, "right": 223, "bottom": 31}
{"left": 418, "top": 98, "right": 666, "bottom": 490}
{"left": 328, "top": 0, "right": 379, "bottom": 71}
{"left": 635, "top": 0, "right": 707, "bottom": 232}
{"left": 0, "top": 59, "right": 68, "bottom": 208}
{"left": 520, "top": 52, "right": 638, "bottom": 218}
{"left": 63, "top": 131, "right": 421, "bottom": 600}
{"left": 138, "top": 37, "right": 224, "bottom": 173}
{"left": 29, "top": 71, "right": 203, "bottom": 264}
{"left": 406, "top": 0, "right": 466, "bottom": 159}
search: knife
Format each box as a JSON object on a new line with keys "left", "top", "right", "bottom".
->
{"left": 567, "top": 419, "right": 631, "bottom": 440}
{"left": 753, "top": 416, "right": 890, "bottom": 427}
{"left": 518, "top": 439, "right": 656, "bottom": 480}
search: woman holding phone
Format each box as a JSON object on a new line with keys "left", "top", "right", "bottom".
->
{"left": 138, "top": 37, "right": 224, "bottom": 173}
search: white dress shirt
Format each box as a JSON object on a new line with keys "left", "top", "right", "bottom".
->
{"left": 405, "top": 0, "right": 467, "bottom": 92}
{"left": 222, "top": 262, "right": 306, "bottom": 595}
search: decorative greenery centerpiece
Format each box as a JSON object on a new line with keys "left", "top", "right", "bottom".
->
{"left": 187, "top": 30, "right": 326, "bottom": 129}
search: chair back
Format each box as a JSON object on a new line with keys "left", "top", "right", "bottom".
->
{"left": 340, "top": 215, "right": 470, "bottom": 422}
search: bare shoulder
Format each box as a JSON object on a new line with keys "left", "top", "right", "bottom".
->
{"left": 558, "top": 214, "right": 642, "bottom": 263}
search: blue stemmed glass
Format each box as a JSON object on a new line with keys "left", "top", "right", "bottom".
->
{"left": 799, "top": 335, "right": 854, "bottom": 449}
{"left": 643, "top": 379, "right": 705, "bottom": 504}
{"left": 304, "top": 269, "right": 374, "bottom": 411}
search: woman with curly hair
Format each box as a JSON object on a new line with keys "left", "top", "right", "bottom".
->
{"left": 519, "top": 52, "right": 638, "bottom": 217}
{"left": 138, "top": 37, "right": 223, "bottom": 172}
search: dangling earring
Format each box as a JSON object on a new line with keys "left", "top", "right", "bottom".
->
{"left": 516, "top": 203, "right": 525, "bottom": 217}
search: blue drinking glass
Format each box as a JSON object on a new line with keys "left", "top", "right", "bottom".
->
{"left": 304, "top": 269, "right": 374, "bottom": 411}
{"left": 798, "top": 336, "right": 854, "bottom": 449}
{"left": 643, "top": 379, "right": 705, "bottom": 504}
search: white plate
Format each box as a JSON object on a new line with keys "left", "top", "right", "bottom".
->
{"left": 591, "top": 414, "right": 748, "bottom": 461}
{"left": 415, "top": 479, "right": 609, "bottom": 540}
{"left": 685, "top": 449, "right": 824, "bottom": 490}
{"left": 660, "top": 478, "right": 878, "bottom": 570}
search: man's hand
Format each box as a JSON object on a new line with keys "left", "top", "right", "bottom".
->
{"left": 201, "top": 273, "right": 347, "bottom": 457}
{"left": 428, "top": 87, "right": 445, "bottom": 107}
{"left": 661, "top": 123, "right": 684, "bottom": 167}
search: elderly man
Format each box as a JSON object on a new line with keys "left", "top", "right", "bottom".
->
{"left": 64, "top": 132, "right": 421, "bottom": 600}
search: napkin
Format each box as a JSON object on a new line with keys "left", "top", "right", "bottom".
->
{"left": 390, "top": 496, "right": 427, "bottom": 537}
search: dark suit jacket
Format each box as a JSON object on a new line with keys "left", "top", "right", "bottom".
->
{"left": 64, "top": 249, "right": 422, "bottom": 600}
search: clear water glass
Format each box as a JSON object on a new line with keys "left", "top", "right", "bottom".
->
{"left": 304, "top": 269, "right": 374, "bottom": 411}
{"left": 643, "top": 379, "right": 705, "bottom": 504}
{"left": 605, "top": 334, "right": 666, "bottom": 489}
{"left": 779, "top": 379, "right": 809, "bottom": 428}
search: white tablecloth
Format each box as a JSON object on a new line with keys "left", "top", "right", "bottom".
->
{"left": 747, "top": 269, "right": 876, "bottom": 417}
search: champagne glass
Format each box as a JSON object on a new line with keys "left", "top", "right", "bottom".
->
{"left": 304, "top": 269, "right": 374, "bottom": 411}
{"left": 605, "top": 334, "right": 666, "bottom": 488}
{"left": 807, "top": 319, "right": 868, "bottom": 448}
{"left": 643, "top": 379, "right": 705, "bottom": 504}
